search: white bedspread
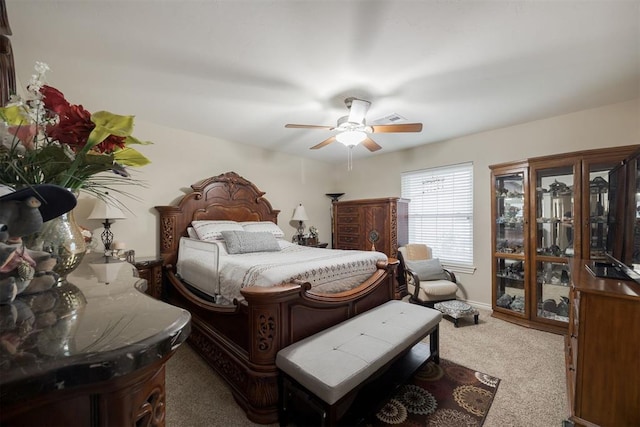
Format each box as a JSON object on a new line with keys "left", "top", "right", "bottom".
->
{"left": 178, "top": 239, "right": 387, "bottom": 303}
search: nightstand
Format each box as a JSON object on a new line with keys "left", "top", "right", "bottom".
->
{"left": 297, "top": 237, "right": 328, "bottom": 248}
{"left": 134, "top": 257, "right": 163, "bottom": 299}
{"left": 306, "top": 242, "right": 328, "bottom": 248}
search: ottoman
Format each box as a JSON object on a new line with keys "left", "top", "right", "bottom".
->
{"left": 434, "top": 300, "right": 479, "bottom": 327}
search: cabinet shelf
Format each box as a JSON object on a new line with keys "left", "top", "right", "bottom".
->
{"left": 494, "top": 253, "right": 525, "bottom": 260}
{"left": 496, "top": 273, "right": 525, "bottom": 282}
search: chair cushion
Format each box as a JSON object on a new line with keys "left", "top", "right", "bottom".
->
{"left": 420, "top": 279, "right": 459, "bottom": 296}
{"left": 410, "top": 280, "right": 459, "bottom": 301}
{"left": 405, "top": 258, "right": 448, "bottom": 281}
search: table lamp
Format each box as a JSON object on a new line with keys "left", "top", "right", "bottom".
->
{"left": 291, "top": 203, "right": 309, "bottom": 243}
{"left": 87, "top": 194, "right": 126, "bottom": 251}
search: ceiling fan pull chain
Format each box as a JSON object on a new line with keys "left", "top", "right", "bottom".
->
{"left": 347, "top": 146, "right": 353, "bottom": 171}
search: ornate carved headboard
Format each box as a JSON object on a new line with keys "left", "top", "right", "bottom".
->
{"left": 155, "top": 171, "right": 281, "bottom": 268}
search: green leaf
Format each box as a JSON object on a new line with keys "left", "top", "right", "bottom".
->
{"left": 0, "top": 106, "right": 29, "bottom": 126}
{"left": 86, "top": 111, "right": 135, "bottom": 149}
{"left": 85, "top": 126, "right": 110, "bottom": 150}
{"left": 114, "top": 147, "right": 151, "bottom": 167}
{"left": 124, "top": 135, "right": 153, "bottom": 146}
{"left": 91, "top": 111, "right": 134, "bottom": 137}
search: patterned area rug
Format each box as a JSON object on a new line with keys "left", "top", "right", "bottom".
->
{"left": 370, "top": 359, "right": 500, "bottom": 426}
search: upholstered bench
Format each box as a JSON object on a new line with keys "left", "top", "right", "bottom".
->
{"left": 276, "top": 300, "right": 442, "bottom": 426}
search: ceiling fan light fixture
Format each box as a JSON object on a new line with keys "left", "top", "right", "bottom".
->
{"left": 336, "top": 130, "right": 367, "bottom": 146}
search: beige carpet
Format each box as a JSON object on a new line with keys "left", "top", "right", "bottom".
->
{"left": 165, "top": 307, "right": 567, "bottom": 427}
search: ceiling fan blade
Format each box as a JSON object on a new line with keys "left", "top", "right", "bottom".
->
{"left": 285, "top": 124, "right": 334, "bottom": 129}
{"left": 361, "top": 137, "right": 382, "bottom": 152}
{"left": 310, "top": 136, "right": 337, "bottom": 150}
{"left": 347, "top": 98, "right": 371, "bottom": 124}
{"left": 370, "top": 123, "right": 423, "bottom": 133}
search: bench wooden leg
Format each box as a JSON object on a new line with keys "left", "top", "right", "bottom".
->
{"left": 279, "top": 374, "right": 332, "bottom": 426}
{"left": 278, "top": 375, "right": 290, "bottom": 426}
{"left": 429, "top": 324, "right": 440, "bottom": 364}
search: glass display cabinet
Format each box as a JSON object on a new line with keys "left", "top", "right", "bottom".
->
{"left": 490, "top": 145, "right": 637, "bottom": 334}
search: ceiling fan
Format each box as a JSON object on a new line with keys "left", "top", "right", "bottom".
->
{"left": 285, "top": 97, "right": 423, "bottom": 152}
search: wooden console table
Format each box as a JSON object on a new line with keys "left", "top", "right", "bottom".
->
{"left": 0, "top": 253, "right": 191, "bottom": 427}
{"left": 565, "top": 258, "right": 639, "bottom": 427}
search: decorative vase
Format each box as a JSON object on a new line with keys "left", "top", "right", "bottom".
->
{"left": 25, "top": 209, "right": 87, "bottom": 284}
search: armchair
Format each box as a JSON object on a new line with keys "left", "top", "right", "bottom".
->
{"left": 398, "top": 244, "right": 459, "bottom": 307}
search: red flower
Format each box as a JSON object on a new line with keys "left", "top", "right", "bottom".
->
{"left": 40, "top": 85, "right": 125, "bottom": 154}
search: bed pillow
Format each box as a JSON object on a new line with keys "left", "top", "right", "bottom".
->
{"left": 221, "top": 230, "right": 281, "bottom": 254}
{"left": 187, "top": 227, "right": 199, "bottom": 239}
{"left": 405, "top": 258, "right": 448, "bottom": 281}
{"left": 239, "top": 221, "right": 285, "bottom": 239}
{"left": 192, "top": 220, "right": 244, "bottom": 241}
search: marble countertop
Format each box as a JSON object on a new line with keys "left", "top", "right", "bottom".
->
{"left": 0, "top": 253, "right": 191, "bottom": 404}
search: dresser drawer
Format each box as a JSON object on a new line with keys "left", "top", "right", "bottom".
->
{"left": 336, "top": 205, "right": 359, "bottom": 215}
{"left": 337, "top": 214, "right": 359, "bottom": 224}
{"left": 337, "top": 235, "right": 361, "bottom": 247}
{"left": 337, "top": 224, "right": 360, "bottom": 234}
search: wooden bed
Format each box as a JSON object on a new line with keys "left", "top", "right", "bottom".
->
{"left": 155, "top": 172, "right": 399, "bottom": 424}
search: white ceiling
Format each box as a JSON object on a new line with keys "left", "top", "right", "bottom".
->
{"left": 5, "top": 0, "right": 640, "bottom": 163}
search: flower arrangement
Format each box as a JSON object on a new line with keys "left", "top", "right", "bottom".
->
{"left": 0, "top": 62, "right": 151, "bottom": 199}
{"left": 309, "top": 226, "right": 318, "bottom": 238}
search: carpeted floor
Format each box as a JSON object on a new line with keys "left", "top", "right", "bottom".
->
{"left": 165, "top": 307, "right": 567, "bottom": 426}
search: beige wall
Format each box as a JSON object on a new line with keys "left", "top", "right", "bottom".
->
{"left": 333, "top": 99, "right": 640, "bottom": 307}
{"left": 76, "top": 99, "right": 639, "bottom": 308}
{"left": 75, "top": 122, "right": 337, "bottom": 261}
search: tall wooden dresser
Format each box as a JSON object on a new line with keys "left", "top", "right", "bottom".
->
{"left": 333, "top": 197, "right": 409, "bottom": 259}
{"left": 566, "top": 258, "right": 640, "bottom": 427}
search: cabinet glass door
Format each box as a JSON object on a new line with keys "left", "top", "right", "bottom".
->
{"left": 535, "top": 167, "right": 574, "bottom": 258}
{"left": 587, "top": 168, "right": 610, "bottom": 259}
{"left": 495, "top": 173, "right": 526, "bottom": 254}
{"left": 493, "top": 170, "right": 527, "bottom": 317}
{"left": 581, "top": 154, "right": 635, "bottom": 260}
{"left": 536, "top": 260, "right": 570, "bottom": 322}
{"left": 632, "top": 154, "right": 640, "bottom": 270}
{"left": 495, "top": 258, "right": 526, "bottom": 314}
{"left": 532, "top": 162, "right": 575, "bottom": 325}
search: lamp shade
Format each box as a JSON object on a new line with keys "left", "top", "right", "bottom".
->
{"left": 88, "top": 197, "right": 126, "bottom": 220}
{"left": 291, "top": 203, "right": 309, "bottom": 221}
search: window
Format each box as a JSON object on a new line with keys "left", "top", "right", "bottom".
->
{"left": 401, "top": 162, "right": 474, "bottom": 266}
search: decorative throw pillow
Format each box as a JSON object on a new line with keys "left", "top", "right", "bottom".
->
{"left": 221, "top": 230, "right": 281, "bottom": 254}
{"left": 239, "top": 221, "right": 285, "bottom": 238}
{"left": 405, "top": 258, "right": 448, "bottom": 281}
{"left": 192, "top": 220, "right": 244, "bottom": 241}
{"left": 186, "top": 227, "right": 199, "bottom": 239}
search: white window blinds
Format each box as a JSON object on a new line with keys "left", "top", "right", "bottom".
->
{"left": 401, "top": 162, "right": 474, "bottom": 266}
